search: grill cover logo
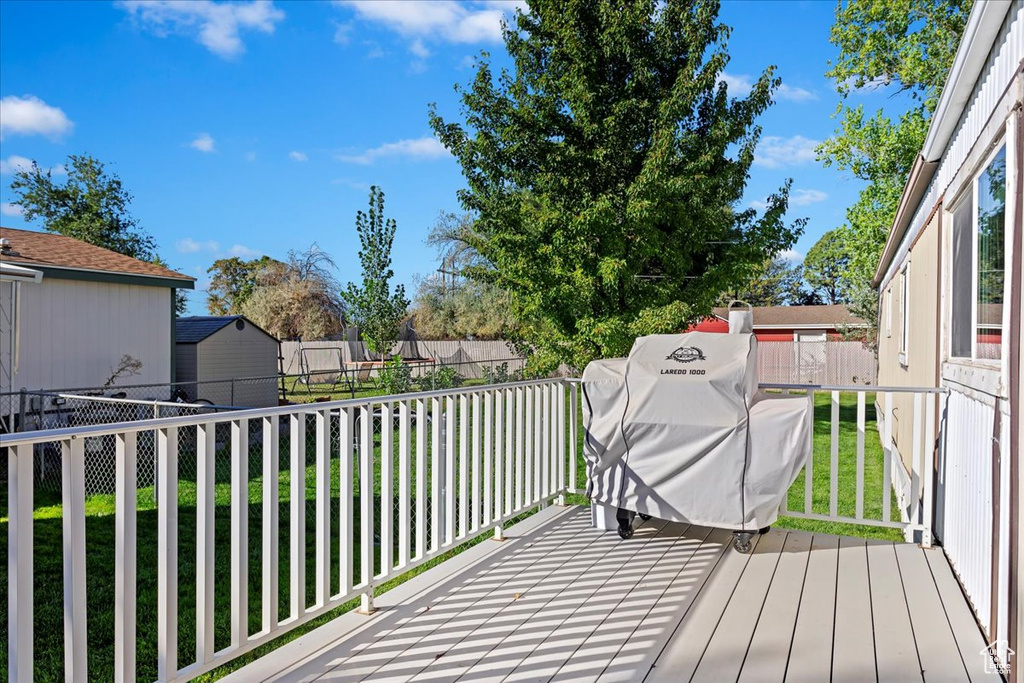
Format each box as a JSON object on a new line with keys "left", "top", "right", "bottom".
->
{"left": 666, "top": 346, "right": 706, "bottom": 363}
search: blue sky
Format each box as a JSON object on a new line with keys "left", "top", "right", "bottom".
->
{"left": 0, "top": 0, "right": 895, "bottom": 315}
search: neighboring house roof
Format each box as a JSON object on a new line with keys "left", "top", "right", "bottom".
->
{"left": 176, "top": 315, "right": 279, "bottom": 344}
{"left": 0, "top": 226, "right": 194, "bottom": 288}
{"left": 710, "top": 304, "right": 868, "bottom": 329}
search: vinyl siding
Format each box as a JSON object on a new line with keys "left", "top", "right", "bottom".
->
{"left": 193, "top": 321, "right": 279, "bottom": 407}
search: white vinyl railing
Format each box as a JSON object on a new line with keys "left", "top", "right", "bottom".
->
{"left": 761, "top": 383, "right": 943, "bottom": 546}
{"left": 4, "top": 378, "right": 581, "bottom": 683}
{"left": 4, "top": 379, "right": 942, "bottom": 682}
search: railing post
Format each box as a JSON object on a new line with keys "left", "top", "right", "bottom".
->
{"left": 9, "top": 443, "right": 34, "bottom": 683}
{"left": 230, "top": 419, "right": 249, "bottom": 648}
{"left": 804, "top": 390, "right": 815, "bottom": 514}
{"left": 63, "top": 438, "right": 89, "bottom": 681}
{"left": 114, "top": 432, "right": 138, "bottom": 679}
{"left": 922, "top": 393, "right": 936, "bottom": 548}
{"left": 262, "top": 415, "right": 281, "bottom": 632}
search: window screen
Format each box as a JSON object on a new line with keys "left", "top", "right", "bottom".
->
{"left": 976, "top": 146, "right": 1006, "bottom": 360}
{"left": 950, "top": 196, "right": 973, "bottom": 358}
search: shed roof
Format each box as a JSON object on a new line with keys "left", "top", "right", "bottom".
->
{"left": 0, "top": 226, "right": 194, "bottom": 286}
{"left": 710, "top": 304, "right": 867, "bottom": 328}
{"left": 175, "top": 315, "right": 278, "bottom": 344}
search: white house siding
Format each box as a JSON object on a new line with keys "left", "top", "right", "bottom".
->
{"left": 194, "top": 324, "right": 279, "bottom": 407}
{"left": 0, "top": 277, "right": 172, "bottom": 394}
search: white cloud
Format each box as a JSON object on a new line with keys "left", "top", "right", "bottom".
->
{"left": 333, "top": 21, "right": 352, "bottom": 45}
{"left": 331, "top": 178, "right": 371, "bottom": 191}
{"left": 118, "top": 0, "right": 285, "bottom": 58}
{"left": 789, "top": 188, "right": 828, "bottom": 206}
{"left": 0, "top": 155, "right": 66, "bottom": 176}
{"left": 342, "top": 1, "right": 509, "bottom": 44}
{"left": 289, "top": 150, "right": 308, "bottom": 161}
{"left": 0, "top": 95, "right": 73, "bottom": 140}
{"left": 720, "top": 74, "right": 816, "bottom": 103}
{"left": 754, "top": 135, "right": 820, "bottom": 169}
{"left": 778, "top": 248, "right": 804, "bottom": 263}
{"left": 190, "top": 132, "right": 216, "bottom": 152}
{"left": 409, "top": 38, "right": 431, "bottom": 58}
{"left": 229, "top": 244, "right": 260, "bottom": 258}
{"left": 1, "top": 202, "right": 24, "bottom": 217}
{"left": 176, "top": 237, "right": 220, "bottom": 253}
{"left": 337, "top": 136, "right": 449, "bottom": 164}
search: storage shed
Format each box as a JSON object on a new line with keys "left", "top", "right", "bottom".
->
{"left": 174, "top": 316, "right": 280, "bottom": 408}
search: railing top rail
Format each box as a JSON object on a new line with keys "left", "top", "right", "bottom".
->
{"left": 0, "top": 377, "right": 566, "bottom": 447}
{"left": 757, "top": 382, "right": 947, "bottom": 394}
{"left": 46, "top": 393, "right": 222, "bottom": 410}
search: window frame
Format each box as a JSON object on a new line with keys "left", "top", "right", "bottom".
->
{"left": 969, "top": 140, "right": 1007, "bottom": 364}
{"left": 899, "top": 262, "right": 910, "bottom": 366}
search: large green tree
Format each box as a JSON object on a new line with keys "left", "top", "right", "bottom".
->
{"left": 803, "top": 229, "right": 851, "bottom": 304}
{"left": 430, "top": 0, "right": 802, "bottom": 371}
{"left": 10, "top": 154, "right": 157, "bottom": 260}
{"left": 818, "top": 0, "right": 971, "bottom": 325}
{"left": 341, "top": 187, "right": 410, "bottom": 356}
{"left": 207, "top": 255, "right": 282, "bottom": 315}
{"left": 10, "top": 153, "right": 188, "bottom": 313}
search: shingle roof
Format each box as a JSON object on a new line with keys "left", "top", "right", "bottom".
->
{"left": 711, "top": 304, "right": 868, "bottom": 328}
{"left": 175, "top": 316, "right": 245, "bottom": 343}
{"left": 0, "top": 226, "right": 193, "bottom": 283}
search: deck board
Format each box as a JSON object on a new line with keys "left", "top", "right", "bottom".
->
{"left": 737, "top": 531, "right": 812, "bottom": 683}
{"left": 219, "top": 507, "right": 1000, "bottom": 683}
{"left": 784, "top": 534, "right": 839, "bottom": 683}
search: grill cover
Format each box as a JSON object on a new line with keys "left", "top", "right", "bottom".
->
{"left": 583, "top": 332, "right": 810, "bottom": 530}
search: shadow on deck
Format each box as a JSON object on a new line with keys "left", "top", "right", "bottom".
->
{"left": 223, "top": 506, "right": 1001, "bottom": 683}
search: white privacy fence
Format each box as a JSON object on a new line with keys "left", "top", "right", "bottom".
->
{"left": 757, "top": 340, "right": 877, "bottom": 385}
{"left": 3, "top": 379, "right": 943, "bottom": 682}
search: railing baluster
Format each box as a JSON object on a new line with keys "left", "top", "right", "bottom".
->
{"left": 196, "top": 424, "right": 215, "bottom": 664}
{"left": 415, "top": 399, "right": 427, "bottom": 560}
{"left": 804, "top": 390, "right": 814, "bottom": 514}
{"left": 445, "top": 397, "right": 456, "bottom": 545}
{"left": 315, "top": 410, "right": 331, "bottom": 606}
{"left": 525, "top": 386, "right": 533, "bottom": 506}
{"left": 542, "top": 384, "right": 550, "bottom": 498}
{"left": 9, "top": 443, "right": 33, "bottom": 683}
{"left": 569, "top": 383, "right": 578, "bottom": 493}
{"left": 497, "top": 390, "right": 506, "bottom": 522}
{"left": 157, "top": 428, "right": 179, "bottom": 679}
{"left": 883, "top": 392, "right": 893, "bottom": 523}
{"left": 483, "top": 391, "right": 492, "bottom": 527}
{"left": 115, "top": 432, "right": 137, "bottom": 678}
{"left": 922, "top": 394, "right": 935, "bottom": 547}
{"left": 431, "top": 397, "right": 442, "bottom": 552}
{"left": 830, "top": 391, "right": 840, "bottom": 518}
{"left": 359, "top": 405, "right": 375, "bottom": 613}
{"left": 516, "top": 387, "right": 524, "bottom": 510}
{"left": 472, "top": 392, "right": 482, "bottom": 531}
{"left": 339, "top": 408, "right": 355, "bottom": 595}
{"left": 399, "top": 400, "right": 412, "bottom": 569}
{"left": 459, "top": 394, "right": 469, "bottom": 538}
{"left": 504, "top": 388, "right": 513, "bottom": 517}
{"left": 289, "top": 413, "right": 306, "bottom": 620}
{"left": 380, "top": 402, "right": 394, "bottom": 576}
{"left": 263, "top": 415, "right": 280, "bottom": 632}
{"left": 855, "top": 392, "right": 866, "bottom": 520}
{"left": 558, "top": 382, "right": 566, "bottom": 498}
{"left": 230, "top": 419, "right": 249, "bottom": 648}
{"left": 535, "top": 386, "right": 543, "bottom": 503}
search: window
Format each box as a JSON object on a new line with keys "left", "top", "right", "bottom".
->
{"left": 950, "top": 144, "right": 1007, "bottom": 361}
{"left": 900, "top": 264, "right": 910, "bottom": 360}
{"left": 885, "top": 287, "right": 893, "bottom": 338}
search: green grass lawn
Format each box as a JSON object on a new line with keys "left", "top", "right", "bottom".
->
{"left": 0, "top": 387, "right": 901, "bottom": 681}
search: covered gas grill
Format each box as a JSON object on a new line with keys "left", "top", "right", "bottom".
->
{"left": 582, "top": 322, "right": 811, "bottom": 553}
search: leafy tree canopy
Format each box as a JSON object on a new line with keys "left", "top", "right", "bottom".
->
{"left": 241, "top": 246, "right": 345, "bottom": 340}
{"left": 10, "top": 154, "right": 158, "bottom": 261}
{"left": 803, "top": 229, "right": 851, "bottom": 304}
{"left": 818, "top": 0, "right": 970, "bottom": 314}
{"left": 207, "top": 255, "right": 283, "bottom": 315}
{"left": 341, "top": 187, "right": 410, "bottom": 355}
{"left": 430, "top": 0, "right": 803, "bottom": 371}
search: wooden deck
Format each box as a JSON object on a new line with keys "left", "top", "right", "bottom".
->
{"left": 223, "top": 506, "right": 1003, "bottom": 683}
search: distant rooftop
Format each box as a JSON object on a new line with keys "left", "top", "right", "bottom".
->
{"left": 176, "top": 315, "right": 278, "bottom": 343}
{"left": 0, "top": 226, "right": 193, "bottom": 285}
{"left": 710, "top": 304, "right": 868, "bottom": 328}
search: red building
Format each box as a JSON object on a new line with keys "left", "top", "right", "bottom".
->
{"left": 690, "top": 304, "right": 869, "bottom": 343}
